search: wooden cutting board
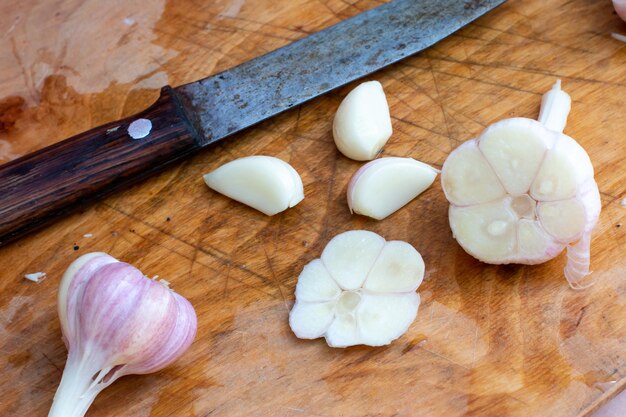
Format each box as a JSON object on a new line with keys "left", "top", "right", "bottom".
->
{"left": 0, "top": 0, "right": 624, "bottom": 416}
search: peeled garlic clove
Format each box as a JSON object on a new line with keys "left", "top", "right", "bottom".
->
{"left": 441, "top": 81, "right": 601, "bottom": 288}
{"left": 204, "top": 156, "right": 304, "bottom": 216}
{"left": 289, "top": 230, "right": 424, "bottom": 348}
{"left": 363, "top": 240, "right": 424, "bottom": 292}
{"left": 478, "top": 118, "right": 551, "bottom": 196}
{"left": 49, "top": 253, "right": 197, "bottom": 417}
{"left": 357, "top": 292, "right": 420, "bottom": 347}
{"left": 449, "top": 199, "right": 517, "bottom": 264}
{"left": 441, "top": 140, "right": 507, "bottom": 206}
{"left": 537, "top": 198, "right": 586, "bottom": 242}
{"left": 320, "top": 230, "right": 385, "bottom": 290}
{"left": 295, "top": 259, "right": 341, "bottom": 302}
{"left": 289, "top": 301, "right": 335, "bottom": 339}
{"left": 332, "top": 81, "right": 392, "bottom": 161}
{"left": 347, "top": 157, "right": 438, "bottom": 220}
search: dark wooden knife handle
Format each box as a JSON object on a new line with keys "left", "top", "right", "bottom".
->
{"left": 0, "top": 86, "right": 203, "bottom": 246}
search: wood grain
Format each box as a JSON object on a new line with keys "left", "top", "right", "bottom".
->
{"left": 0, "top": 86, "right": 202, "bottom": 245}
{"left": 0, "top": 0, "right": 624, "bottom": 416}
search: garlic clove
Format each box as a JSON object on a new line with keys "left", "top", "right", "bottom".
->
{"left": 363, "top": 240, "right": 424, "bottom": 292}
{"left": 517, "top": 219, "right": 562, "bottom": 263}
{"left": 321, "top": 230, "right": 385, "bottom": 290}
{"left": 441, "top": 140, "right": 506, "bottom": 206}
{"left": 537, "top": 198, "right": 586, "bottom": 242}
{"left": 332, "top": 81, "right": 393, "bottom": 161}
{"left": 289, "top": 301, "right": 335, "bottom": 339}
{"left": 57, "top": 252, "right": 118, "bottom": 342}
{"left": 203, "top": 156, "right": 304, "bottom": 216}
{"left": 478, "top": 118, "right": 551, "bottom": 196}
{"left": 325, "top": 314, "right": 360, "bottom": 348}
{"left": 449, "top": 199, "right": 517, "bottom": 264}
{"left": 357, "top": 292, "right": 420, "bottom": 347}
{"left": 295, "top": 259, "right": 341, "bottom": 302}
{"left": 347, "top": 157, "right": 438, "bottom": 220}
{"left": 531, "top": 135, "right": 594, "bottom": 201}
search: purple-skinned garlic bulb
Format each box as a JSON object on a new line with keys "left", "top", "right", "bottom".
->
{"left": 48, "top": 252, "right": 197, "bottom": 417}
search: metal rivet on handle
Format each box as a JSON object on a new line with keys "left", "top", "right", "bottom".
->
{"left": 128, "top": 119, "right": 152, "bottom": 139}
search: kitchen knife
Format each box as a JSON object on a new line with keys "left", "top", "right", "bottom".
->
{"left": 0, "top": 0, "right": 506, "bottom": 245}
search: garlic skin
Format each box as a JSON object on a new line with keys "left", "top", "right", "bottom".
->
{"left": 49, "top": 253, "right": 197, "bottom": 417}
{"left": 289, "top": 230, "right": 423, "bottom": 347}
{"left": 204, "top": 156, "right": 304, "bottom": 216}
{"left": 614, "top": 0, "right": 626, "bottom": 22}
{"left": 441, "top": 81, "right": 601, "bottom": 289}
{"left": 333, "top": 81, "right": 393, "bottom": 161}
{"left": 347, "top": 157, "right": 438, "bottom": 220}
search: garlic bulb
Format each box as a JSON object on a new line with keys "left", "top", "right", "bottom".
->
{"left": 347, "top": 157, "right": 438, "bottom": 220}
{"left": 441, "top": 81, "right": 601, "bottom": 289}
{"left": 204, "top": 155, "right": 304, "bottom": 216}
{"left": 49, "top": 253, "right": 197, "bottom": 417}
{"left": 333, "top": 81, "right": 393, "bottom": 161}
{"left": 289, "top": 230, "right": 423, "bottom": 347}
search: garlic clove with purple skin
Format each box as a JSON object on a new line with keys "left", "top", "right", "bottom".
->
{"left": 347, "top": 157, "right": 438, "bottom": 220}
{"left": 48, "top": 253, "right": 197, "bottom": 417}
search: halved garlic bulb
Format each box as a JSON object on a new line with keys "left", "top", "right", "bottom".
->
{"left": 347, "top": 157, "right": 438, "bottom": 220}
{"left": 441, "top": 81, "right": 601, "bottom": 289}
{"left": 333, "top": 81, "right": 393, "bottom": 161}
{"left": 203, "top": 156, "right": 304, "bottom": 216}
{"left": 289, "top": 230, "right": 424, "bottom": 347}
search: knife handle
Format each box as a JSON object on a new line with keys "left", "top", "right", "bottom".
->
{"left": 0, "top": 86, "right": 203, "bottom": 246}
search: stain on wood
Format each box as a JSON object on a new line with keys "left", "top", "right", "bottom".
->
{"left": 0, "top": 0, "right": 624, "bottom": 416}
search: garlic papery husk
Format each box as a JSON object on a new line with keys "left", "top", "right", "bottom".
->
{"left": 347, "top": 157, "right": 438, "bottom": 220}
{"left": 332, "top": 81, "right": 393, "bottom": 161}
{"left": 289, "top": 230, "right": 423, "bottom": 347}
{"left": 48, "top": 253, "right": 198, "bottom": 417}
{"left": 203, "top": 155, "right": 304, "bottom": 216}
{"left": 441, "top": 81, "right": 601, "bottom": 289}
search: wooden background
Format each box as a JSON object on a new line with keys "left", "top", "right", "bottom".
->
{"left": 0, "top": 0, "right": 624, "bottom": 416}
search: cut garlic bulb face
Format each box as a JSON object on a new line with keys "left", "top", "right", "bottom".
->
{"left": 347, "top": 157, "right": 438, "bottom": 220}
{"left": 441, "top": 81, "right": 601, "bottom": 289}
{"left": 203, "top": 156, "right": 304, "bottom": 216}
{"left": 333, "top": 81, "right": 393, "bottom": 161}
{"left": 289, "top": 230, "right": 423, "bottom": 347}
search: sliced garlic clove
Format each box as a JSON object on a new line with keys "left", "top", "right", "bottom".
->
{"left": 449, "top": 199, "right": 517, "bottom": 264}
{"left": 441, "top": 140, "right": 506, "bottom": 206}
{"left": 347, "top": 157, "right": 438, "bottom": 220}
{"left": 321, "top": 230, "right": 385, "bottom": 290}
{"left": 531, "top": 135, "right": 594, "bottom": 201}
{"left": 203, "top": 156, "right": 304, "bottom": 216}
{"left": 478, "top": 118, "right": 551, "bottom": 195}
{"left": 537, "top": 198, "right": 586, "bottom": 242}
{"left": 363, "top": 240, "right": 424, "bottom": 292}
{"left": 325, "top": 314, "right": 360, "bottom": 348}
{"left": 295, "top": 259, "right": 341, "bottom": 302}
{"left": 357, "top": 292, "right": 420, "bottom": 347}
{"left": 332, "top": 81, "right": 393, "bottom": 161}
{"left": 517, "top": 219, "right": 563, "bottom": 263}
{"left": 289, "top": 301, "right": 335, "bottom": 339}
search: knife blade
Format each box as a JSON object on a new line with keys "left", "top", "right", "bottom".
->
{"left": 0, "top": 0, "right": 505, "bottom": 245}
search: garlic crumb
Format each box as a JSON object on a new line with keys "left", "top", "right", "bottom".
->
{"left": 621, "top": 198, "right": 626, "bottom": 207}
{"left": 83, "top": 233, "right": 93, "bottom": 238}
{"left": 24, "top": 272, "right": 46, "bottom": 283}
